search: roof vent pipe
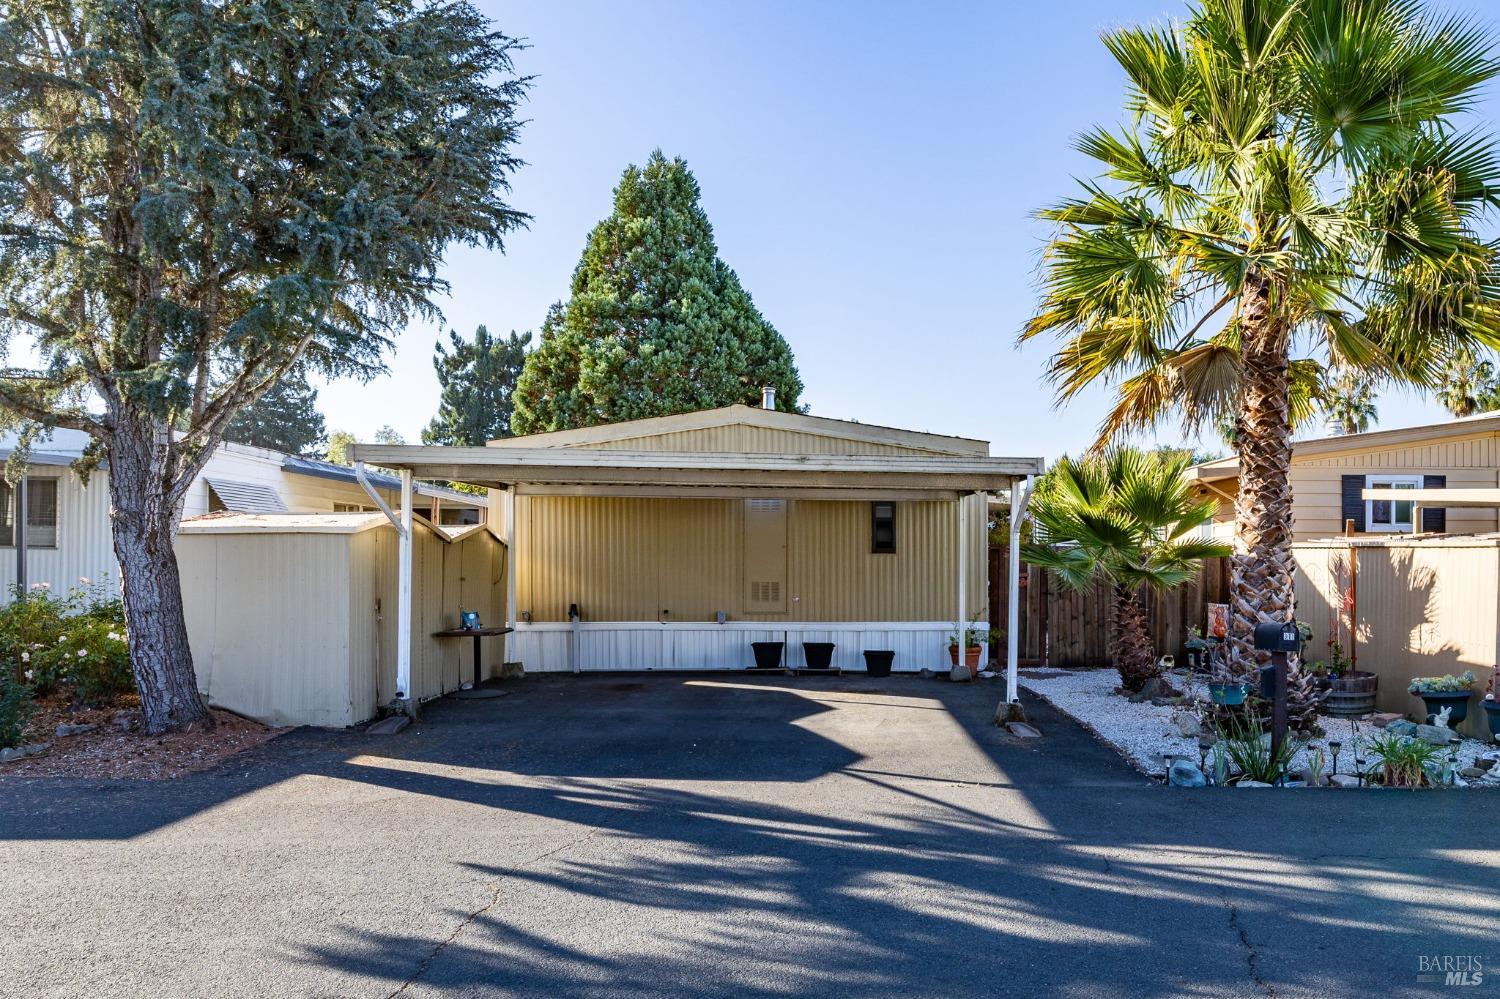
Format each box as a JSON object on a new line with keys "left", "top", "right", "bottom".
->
{"left": 761, "top": 385, "right": 776, "bottom": 410}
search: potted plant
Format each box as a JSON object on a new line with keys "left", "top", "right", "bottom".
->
{"left": 1324, "top": 640, "right": 1378, "bottom": 718}
{"left": 947, "top": 617, "right": 983, "bottom": 677}
{"left": 1484, "top": 669, "right": 1500, "bottom": 740}
{"left": 1206, "top": 643, "right": 1250, "bottom": 706}
{"left": 1408, "top": 671, "right": 1476, "bottom": 727}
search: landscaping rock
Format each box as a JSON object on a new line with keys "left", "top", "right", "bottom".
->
{"left": 365, "top": 715, "right": 410, "bottom": 736}
{"left": 1168, "top": 759, "right": 1206, "bottom": 787}
{"left": 1170, "top": 711, "right": 1201, "bottom": 738}
{"left": 1461, "top": 767, "right": 1487, "bottom": 780}
{"left": 1237, "top": 780, "right": 1273, "bottom": 787}
{"left": 1369, "top": 713, "right": 1405, "bottom": 728}
{"left": 948, "top": 665, "right": 973, "bottom": 682}
{"left": 1384, "top": 719, "right": 1418, "bottom": 738}
{"left": 1329, "top": 774, "right": 1362, "bottom": 788}
{"left": 1414, "top": 723, "right": 1456, "bottom": 746}
{"left": 498, "top": 661, "right": 525, "bottom": 680}
{"left": 110, "top": 710, "right": 142, "bottom": 733}
{"left": 1005, "top": 722, "right": 1041, "bottom": 739}
{"left": 0, "top": 743, "right": 50, "bottom": 763}
{"left": 55, "top": 722, "right": 97, "bottom": 738}
{"left": 1474, "top": 757, "right": 1496, "bottom": 771}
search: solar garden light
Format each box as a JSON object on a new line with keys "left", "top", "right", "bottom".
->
{"left": 1449, "top": 738, "right": 1462, "bottom": 784}
{"left": 1329, "top": 740, "right": 1342, "bottom": 776}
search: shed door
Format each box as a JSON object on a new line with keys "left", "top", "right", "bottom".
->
{"left": 743, "top": 499, "right": 788, "bottom": 613}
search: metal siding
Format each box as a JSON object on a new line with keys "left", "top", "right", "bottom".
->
{"left": 582, "top": 425, "right": 950, "bottom": 455}
{"left": 0, "top": 470, "right": 119, "bottom": 595}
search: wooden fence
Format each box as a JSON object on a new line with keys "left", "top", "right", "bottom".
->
{"left": 990, "top": 547, "right": 1230, "bottom": 668}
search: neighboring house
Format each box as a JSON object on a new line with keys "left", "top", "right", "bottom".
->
{"left": 1186, "top": 412, "right": 1500, "bottom": 541}
{"left": 0, "top": 429, "right": 484, "bottom": 596}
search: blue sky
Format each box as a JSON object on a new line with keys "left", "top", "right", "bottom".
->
{"left": 320, "top": 0, "right": 1497, "bottom": 457}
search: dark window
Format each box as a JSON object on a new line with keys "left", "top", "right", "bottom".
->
{"left": 871, "top": 501, "right": 896, "bottom": 554}
{"left": 0, "top": 477, "right": 59, "bottom": 548}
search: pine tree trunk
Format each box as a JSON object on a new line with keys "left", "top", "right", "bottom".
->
{"left": 1111, "top": 582, "right": 1157, "bottom": 691}
{"left": 107, "top": 413, "right": 214, "bottom": 735}
{"left": 1229, "top": 270, "right": 1296, "bottom": 675}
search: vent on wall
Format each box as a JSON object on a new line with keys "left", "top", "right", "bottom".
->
{"left": 749, "top": 581, "right": 781, "bottom": 605}
{"left": 747, "top": 499, "right": 785, "bottom": 513}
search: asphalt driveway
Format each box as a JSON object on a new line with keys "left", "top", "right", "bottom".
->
{"left": 2, "top": 673, "right": 1497, "bottom": 998}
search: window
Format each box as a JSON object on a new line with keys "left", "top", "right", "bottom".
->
{"left": 0, "top": 477, "right": 59, "bottom": 548}
{"left": 871, "top": 501, "right": 897, "bottom": 553}
{"left": 1365, "top": 474, "right": 1421, "bottom": 532}
{"left": 333, "top": 502, "right": 375, "bottom": 513}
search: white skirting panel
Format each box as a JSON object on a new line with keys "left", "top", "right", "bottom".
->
{"left": 509, "top": 621, "right": 989, "bottom": 674}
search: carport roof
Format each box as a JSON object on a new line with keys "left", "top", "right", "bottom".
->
{"left": 347, "top": 444, "right": 1042, "bottom": 499}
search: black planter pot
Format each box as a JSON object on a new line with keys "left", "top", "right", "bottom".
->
{"left": 803, "top": 642, "right": 835, "bottom": 670}
{"left": 863, "top": 650, "right": 895, "bottom": 677}
{"left": 751, "top": 641, "right": 784, "bottom": 670}
{"left": 1484, "top": 700, "right": 1500, "bottom": 739}
{"left": 1417, "top": 689, "right": 1471, "bottom": 726}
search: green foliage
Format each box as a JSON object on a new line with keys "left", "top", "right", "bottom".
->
{"left": 324, "top": 431, "right": 357, "bottom": 467}
{"left": 1436, "top": 346, "right": 1499, "bottom": 417}
{"left": 512, "top": 152, "right": 803, "bottom": 434}
{"left": 423, "top": 326, "right": 530, "bottom": 445}
{"left": 0, "top": 580, "right": 130, "bottom": 708}
{"left": 0, "top": 669, "right": 30, "bottom": 749}
{"left": 1364, "top": 732, "right": 1444, "bottom": 787}
{"left": 224, "top": 374, "right": 328, "bottom": 456}
{"left": 1023, "top": 0, "right": 1500, "bottom": 446}
{"left": 1408, "top": 670, "right": 1475, "bottom": 694}
{"left": 1023, "top": 447, "right": 1230, "bottom": 593}
{"left": 1213, "top": 713, "right": 1301, "bottom": 785}
{"left": 1318, "top": 366, "right": 1379, "bottom": 435}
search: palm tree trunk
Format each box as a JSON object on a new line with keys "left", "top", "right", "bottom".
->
{"left": 1229, "top": 270, "right": 1295, "bottom": 675}
{"left": 1110, "top": 581, "right": 1156, "bottom": 691}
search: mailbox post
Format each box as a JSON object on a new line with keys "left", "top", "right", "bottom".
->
{"left": 1253, "top": 621, "right": 1301, "bottom": 773}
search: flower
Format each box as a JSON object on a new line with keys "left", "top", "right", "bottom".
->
{"left": 20, "top": 651, "right": 29, "bottom": 663}
{"left": 79, "top": 576, "right": 91, "bottom": 585}
{"left": 22, "top": 669, "right": 33, "bottom": 681}
{"left": 76, "top": 649, "right": 86, "bottom": 658}
{"left": 56, "top": 635, "right": 66, "bottom": 644}
{"left": 106, "top": 632, "right": 121, "bottom": 642}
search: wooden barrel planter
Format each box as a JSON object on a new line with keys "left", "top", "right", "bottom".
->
{"left": 1325, "top": 671, "right": 1378, "bottom": 718}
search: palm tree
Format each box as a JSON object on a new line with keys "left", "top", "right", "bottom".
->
{"left": 1319, "top": 366, "right": 1378, "bottom": 435}
{"left": 1024, "top": 0, "right": 1500, "bottom": 670}
{"left": 1435, "top": 345, "right": 1497, "bottom": 417}
{"left": 1024, "top": 449, "right": 1231, "bottom": 692}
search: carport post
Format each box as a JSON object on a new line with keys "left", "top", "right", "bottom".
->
{"left": 956, "top": 494, "right": 967, "bottom": 671}
{"left": 397, "top": 468, "right": 414, "bottom": 715}
{"left": 1006, "top": 475, "right": 1035, "bottom": 707}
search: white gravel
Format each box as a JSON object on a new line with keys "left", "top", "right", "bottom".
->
{"left": 1019, "top": 666, "right": 1499, "bottom": 785}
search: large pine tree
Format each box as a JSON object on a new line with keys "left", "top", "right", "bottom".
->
{"left": 223, "top": 374, "right": 328, "bottom": 455}
{"left": 422, "top": 325, "right": 529, "bottom": 445}
{"left": 512, "top": 152, "right": 803, "bottom": 434}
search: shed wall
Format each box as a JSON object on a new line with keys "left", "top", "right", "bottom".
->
{"left": 1293, "top": 539, "right": 1500, "bottom": 739}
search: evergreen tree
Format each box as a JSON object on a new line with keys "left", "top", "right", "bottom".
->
{"left": 325, "top": 431, "right": 357, "bottom": 466}
{"left": 512, "top": 152, "right": 803, "bottom": 434}
{"left": 223, "top": 375, "right": 328, "bottom": 455}
{"left": 422, "top": 326, "right": 530, "bottom": 445}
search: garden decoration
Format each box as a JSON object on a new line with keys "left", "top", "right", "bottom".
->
{"left": 1185, "top": 627, "right": 1209, "bottom": 671}
{"left": 1409, "top": 671, "right": 1476, "bottom": 727}
{"left": 1324, "top": 553, "right": 1380, "bottom": 719}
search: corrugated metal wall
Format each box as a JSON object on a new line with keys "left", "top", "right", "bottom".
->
{"left": 0, "top": 470, "right": 118, "bottom": 595}
{"left": 513, "top": 494, "right": 987, "bottom": 624}
{"left": 1294, "top": 538, "right": 1500, "bottom": 739}
{"left": 181, "top": 522, "right": 506, "bottom": 727}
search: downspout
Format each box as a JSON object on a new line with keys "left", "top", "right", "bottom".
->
{"left": 356, "top": 461, "right": 415, "bottom": 717}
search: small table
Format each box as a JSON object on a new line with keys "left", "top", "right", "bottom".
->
{"left": 432, "top": 626, "right": 514, "bottom": 697}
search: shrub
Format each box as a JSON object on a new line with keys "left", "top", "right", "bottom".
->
{"left": 0, "top": 578, "right": 131, "bottom": 706}
{"left": 0, "top": 670, "right": 32, "bottom": 749}
{"left": 51, "top": 618, "right": 132, "bottom": 706}
{"left": 1212, "top": 713, "right": 1302, "bottom": 785}
{"left": 1365, "top": 732, "right": 1444, "bottom": 788}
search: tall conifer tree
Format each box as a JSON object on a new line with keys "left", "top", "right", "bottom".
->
{"left": 512, "top": 152, "right": 802, "bottom": 434}
{"left": 422, "top": 325, "right": 529, "bottom": 444}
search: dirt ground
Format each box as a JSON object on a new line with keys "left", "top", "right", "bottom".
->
{"left": 2, "top": 692, "right": 283, "bottom": 779}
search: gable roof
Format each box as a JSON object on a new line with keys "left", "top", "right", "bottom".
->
{"left": 486, "top": 404, "right": 991, "bottom": 457}
{"left": 1186, "top": 410, "right": 1500, "bottom": 483}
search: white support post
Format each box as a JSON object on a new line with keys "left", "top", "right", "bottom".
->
{"left": 956, "top": 494, "right": 967, "bottom": 670}
{"left": 397, "top": 468, "right": 414, "bottom": 715}
{"left": 504, "top": 488, "right": 518, "bottom": 631}
{"left": 1006, "top": 475, "right": 1035, "bottom": 707}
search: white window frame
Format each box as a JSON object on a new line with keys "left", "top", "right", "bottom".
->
{"left": 1365, "top": 474, "right": 1422, "bottom": 533}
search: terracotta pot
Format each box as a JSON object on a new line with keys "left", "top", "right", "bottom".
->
{"left": 949, "top": 645, "right": 982, "bottom": 677}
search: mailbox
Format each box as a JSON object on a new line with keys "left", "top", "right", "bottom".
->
{"left": 1253, "top": 622, "right": 1300, "bottom": 653}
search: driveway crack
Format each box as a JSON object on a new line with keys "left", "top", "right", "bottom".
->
{"left": 1218, "top": 886, "right": 1275, "bottom": 998}
{"left": 386, "top": 812, "right": 624, "bottom": 998}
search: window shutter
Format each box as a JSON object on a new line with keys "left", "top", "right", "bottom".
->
{"left": 1340, "top": 475, "right": 1366, "bottom": 533}
{"left": 1421, "top": 475, "right": 1446, "bottom": 532}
